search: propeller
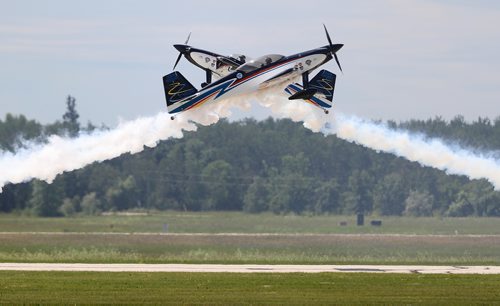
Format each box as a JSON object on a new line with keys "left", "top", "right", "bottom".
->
{"left": 323, "top": 24, "right": 343, "bottom": 73}
{"left": 173, "top": 32, "right": 191, "bottom": 70}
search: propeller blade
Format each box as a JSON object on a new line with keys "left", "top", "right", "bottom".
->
{"left": 184, "top": 32, "right": 191, "bottom": 45}
{"left": 324, "top": 24, "right": 343, "bottom": 73}
{"left": 334, "top": 53, "right": 343, "bottom": 73}
{"left": 172, "top": 32, "right": 191, "bottom": 70}
{"left": 323, "top": 24, "right": 334, "bottom": 50}
{"left": 173, "top": 52, "right": 183, "bottom": 70}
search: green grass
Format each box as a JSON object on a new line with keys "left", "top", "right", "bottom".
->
{"left": 1, "top": 233, "right": 499, "bottom": 265}
{"left": 0, "top": 271, "right": 499, "bottom": 304}
{"left": 1, "top": 213, "right": 499, "bottom": 265}
{"left": 1, "top": 211, "right": 500, "bottom": 234}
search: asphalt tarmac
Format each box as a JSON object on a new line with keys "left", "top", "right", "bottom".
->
{"left": 0, "top": 263, "right": 499, "bottom": 274}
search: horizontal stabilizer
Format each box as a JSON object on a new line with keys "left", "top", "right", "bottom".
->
{"left": 163, "top": 71, "right": 198, "bottom": 107}
{"left": 288, "top": 88, "right": 317, "bottom": 100}
{"left": 284, "top": 69, "right": 336, "bottom": 110}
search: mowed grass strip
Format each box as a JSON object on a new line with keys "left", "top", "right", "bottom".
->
{"left": 0, "top": 271, "right": 499, "bottom": 304}
{"left": 1, "top": 212, "right": 500, "bottom": 234}
{"left": 1, "top": 233, "right": 499, "bottom": 265}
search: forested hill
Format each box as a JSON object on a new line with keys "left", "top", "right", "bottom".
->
{"left": 1, "top": 101, "right": 500, "bottom": 217}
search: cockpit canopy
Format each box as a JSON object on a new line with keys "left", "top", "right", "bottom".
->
{"left": 237, "top": 54, "right": 284, "bottom": 73}
{"left": 229, "top": 54, "right": 247, "bottom": 64}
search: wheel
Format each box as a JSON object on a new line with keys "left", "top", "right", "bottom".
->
{"left": 324, "top": 110, "right": 329, "bottom": 114}
{"left": 170, "top": 116, "right": 175, "bottom": 121}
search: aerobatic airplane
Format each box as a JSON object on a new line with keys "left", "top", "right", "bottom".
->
{"left": 162, "top": 25, "right": 343, "bottom": 120}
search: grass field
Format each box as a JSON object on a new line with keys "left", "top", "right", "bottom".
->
{"left": 1, "top": 212, "right": 499, "bottom": 265}
{"left": 0, "top": 271, "right": 499, "bottom": 304}
{"left": 0, "top": 232, "right": 499, "bottom": 265}
{"left": 1, "top": 213, "right": 499, "bottom": 303}
{"left": 1, "top": 211, "right": 500, "bottom": 234}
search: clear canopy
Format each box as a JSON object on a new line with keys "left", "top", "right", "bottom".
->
{"left": 229, "top": 54, "right": 247, "bottom": 62}
{"left": 236, "top": 54, "right": 284, "bottom": 73}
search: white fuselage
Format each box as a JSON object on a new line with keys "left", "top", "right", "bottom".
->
{"left": 216, "top": 53, "right": 327, "bottom": 100}
{"left": 168, "top": 53, "right": 328, "bottom": 113}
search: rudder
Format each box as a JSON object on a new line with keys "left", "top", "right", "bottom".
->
{"left": 163, "top": 71, "right": 198, "bottom": 107}
{"left": 283, "top": 69, "right": 337, "bottom": 110}
{"left": 309, "top": 69, "right": 336, "bottom": 102}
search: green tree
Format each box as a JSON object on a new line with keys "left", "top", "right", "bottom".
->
{"left": 5, "top": 114, "right": 500, "bottom": 217}
{"left": 58, "top": 196, "right": 80, "bottom": 217}
{"left": 86, "top": 164, "right": 121, "bottom": 197}
{"left": 150, "top": 142, "right": 186, "bottom": 210}
{"left": 29, "top": 180, "right": 64, "bottom": 216}
{"left": 477, "top": 191, "right": 500, "bottom": 216}
{"left": 62, "top": 95, "right": 80, "bottom": 137}
{"left": 43, "top": 121, "right": 66, "bottom": 136}
{"left": 446, "top": 195, "right": 474, "bottom": 217}
{"left": 0, "top": 114, "right": 42, "bottom": 151}
{"left": 344, "top": 170, "right": 374, "bottom": 214}
{"left": 0, "top": 183, "right": 32, "bottom": 212}
{"left": 459, "top": 180, "right": 495, "bottom": 216}
{"left": 373, "top": 173, "right": 408, "bottom": 215}
{"left": 313, "top": 179, "right": 340, "bottom": 214}
{"left": 201, "top": 160, "right": 236, "bottom": 210}
{"left": 105, "top": 176, "right": 139, "bottom": 211}
{"left": 80, "top": 192, "right": 102, "bottom": 215}
{"left": 182, "top": 138, "right": 212, "bottom": 211}
{"left": 404, "top": 190, "right": 434, "bottom": 217}
{"left": 243, "top": 176, "right": 269, "bottom": 213}
{"left": 267, "top": 153, "right": 314, "bottom": 214}
{"left": 281, "top": 152, "right": 310, "bottom": 176}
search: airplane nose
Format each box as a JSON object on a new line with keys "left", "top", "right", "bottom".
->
{"left": 332, "top": 44, "right": 343, "bottom": 53}
{"left": 174, "top": 44, "right": 190, "bottom": 53}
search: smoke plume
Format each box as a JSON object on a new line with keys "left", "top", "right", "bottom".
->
{"left": 256, "top": 90, "right": 500, "bottom": 189}
{"left": 1, "top": 89, "right": 500, "bottom": 192}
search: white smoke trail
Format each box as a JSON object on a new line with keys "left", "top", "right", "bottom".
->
{"left": 0, "top": 95, "right": 252, "bottom": 192}
{"left": 0, "top": 113, "right": 185, "bottom": 192}
{"left": 1, "top": 87, "right": 500, "bottom": 192}
{"left": 332, "top": 113, "right": 500, "bottom": 188}
{"left": 255, "top": 90, "right": 500, "bottom": 189}
{"left": 0, "top": 84, "right": 257, "bottom": 192}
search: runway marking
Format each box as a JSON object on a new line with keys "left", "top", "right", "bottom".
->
{"left": 0, "top": 263, "right": 499, "bottom": 274}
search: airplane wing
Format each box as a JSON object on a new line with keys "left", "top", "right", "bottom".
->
{"left": 184, "top": 48, "right": 248, "bottom": 78}
{"left": 215, "top": 55, "right": 246, "bottom": 77}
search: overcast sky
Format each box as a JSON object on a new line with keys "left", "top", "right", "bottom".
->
{"left": 1, "top": 0, "right": 500, "bottom": 126}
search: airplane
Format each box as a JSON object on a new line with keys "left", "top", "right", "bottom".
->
{"left": 162, "top": 25, "right": 343, "bottom": 120}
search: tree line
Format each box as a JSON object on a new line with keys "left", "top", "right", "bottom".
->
{"left": 1, "top": 96, "right": 500, "bottom": 217}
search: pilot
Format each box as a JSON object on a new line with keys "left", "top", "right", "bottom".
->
{"left": 265, "top": 57, "right": 272, "bottom": 65}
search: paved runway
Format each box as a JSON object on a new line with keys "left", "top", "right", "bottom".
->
{"left": 0, "top": 263, "right": 499, "bottom": 274}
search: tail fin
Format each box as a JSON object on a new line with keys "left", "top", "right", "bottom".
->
{"left": 162, "top": 71, "right": 198, "bottom": 107}
{"left": 283, "top": 69, "right": 336, "bottom": 109}
{"left": 309, "top": 69, "right": 336, "bottom": 102}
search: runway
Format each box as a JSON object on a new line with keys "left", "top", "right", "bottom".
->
{"left": 1, "top": 263, "right": 499, "bottom": 274}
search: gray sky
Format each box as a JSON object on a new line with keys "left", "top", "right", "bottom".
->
{"left": 1, "top": 0, "right": 500, "bottom": 126}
